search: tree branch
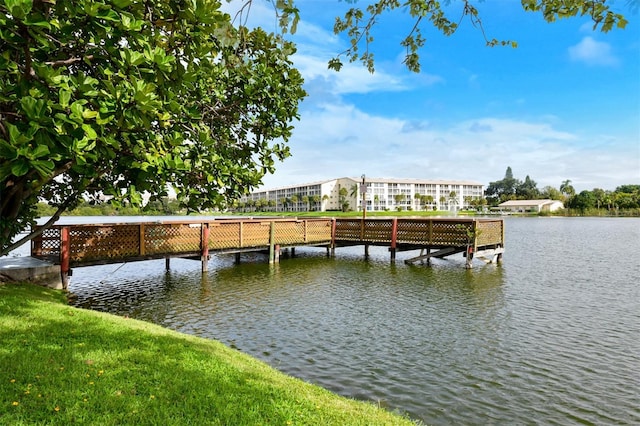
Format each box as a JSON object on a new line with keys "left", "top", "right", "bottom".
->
{"left": 1, "top": 196, "right": 74, "bottom": 256}
{"left": 45, "top": 55, "right": 95, "bottom": 68}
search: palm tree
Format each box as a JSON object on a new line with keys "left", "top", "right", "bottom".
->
{"left": 339, "top": 187, "right": 349, "bottom": 211}
{"left": 393, "top": 194, "right": 405, "bottom": 211}
{"left": 350, "top": 184, "right": 359, "bottom": 198}
{"left": 448, "top": 191, "right": 458, "bottom": 212}
{"left": 463, "top": 196, "right": 472, "bottom": 210}
{"left": 290, "top": 194, "right": 299, "bottom": 211}
{"left": 439, "top": 195, "right": 447, "bottom": 211}
{"left": 424, "top": 195, "right": 434, "bottom": 211}
{"left": 279, "top": 197, "right": 287, "bottom": 212}
{"left": 560, "top": 179, "right": 575, "bottom": 201}
{"left": 311, "top": 195, "right": 320, "bottom": 211}
{"left": 302, "top": 195, "right": 310, "bottom": 211}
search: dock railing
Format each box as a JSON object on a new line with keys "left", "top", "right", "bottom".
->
{"left": 32, "top": 216, "right": 504, "bottom": 287}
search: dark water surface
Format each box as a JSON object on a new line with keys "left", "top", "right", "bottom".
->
{"left": 67, "top": 217, "right": 640, "bottom": 425}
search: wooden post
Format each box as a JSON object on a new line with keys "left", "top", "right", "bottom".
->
{"left": 139, "top": 224, "right": 145, "bottom": 256}
{"left": 274, "top": 244, "right": 280, "bottom": 263}
{"left": 235, "top": 253, "right": 241, "bottom": 264}
{"left": 390, "top": 218, "right": 398, "bottom": 263}
{"left": 330, "top": 218, "right": 336, "bottom": 256}
{"left": 465, "top": 245, "right": 474, "bottom": 269}
{"left": 303, "top": 220, "right": 308, "bottom": 243}
{"left": 498, "top": 220, "right": 505, "bottom": 263}
{"left": 269, "top": 221, "right": 275, "bottom": 264}
{"left": 60, "top": 227, "right": 70, "bottom": 290}
{"left": 364, "top": 244, "right": 369, "bottom": 258}
{"left": 165, "top": 257, "right": 170, "bottom": 270}
{"left": 201, "top": 223, "right": 209, "bottom": 272}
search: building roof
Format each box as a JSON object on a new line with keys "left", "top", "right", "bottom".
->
{"left": 255, "top": 177, "right": 484, "bottom": 192}
{"left": 350, "top": 177, "right": 484, "bottom": 186}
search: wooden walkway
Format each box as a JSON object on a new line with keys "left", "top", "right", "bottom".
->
{"left": 31, "top": 217, "right": 504, "bottom": 288}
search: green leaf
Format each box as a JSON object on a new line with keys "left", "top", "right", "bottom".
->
{"left": 82, "top": 110, "right": 98, "bottom": 119}
{"left": 29, "top": 143, "right": 50, "bottom": 159}
{"left": 31, "top": 159, "right": 54, "bottom": 177}
{"left": 4, "top": 0, "right": 33, "bottom": 21}
{"left": 7, "top": 123, "right": 31, "bottom": 145}
{"left": 111, "top": 0, "right": 133, "bottom": 8}
{"left": 59, "top": 90, "right": 71, "bottom": 108}
{"left": 11, "top": 159, "right": 30, "bottom": 176}
{"left": 20, "top": 96, "right": 47, "bottom": 120}
{"left": 82, "top": 124, "right": 97, "bottom": 140}
{"left": 0, "top": 140, "right": 17, "bottom": 159}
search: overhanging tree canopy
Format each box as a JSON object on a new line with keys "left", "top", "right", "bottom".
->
{"left": 0, "top": 0, "right": 306, "bottom": 254}
{"left": 271, "top": 0, "right": 629, "bottom": 72}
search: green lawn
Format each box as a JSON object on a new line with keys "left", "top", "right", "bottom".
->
{"left": 0, "top": 283, "right": 418, "bottom": 425}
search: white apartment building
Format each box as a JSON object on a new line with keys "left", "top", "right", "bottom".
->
{"left": 238, "top": 177, "right": 484, "bottom": 212}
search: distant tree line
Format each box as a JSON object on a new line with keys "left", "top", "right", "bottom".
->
{"left": 485, "top": 167, "right": 640, "bottom": 214}
{"left": 36, "top": 168, "right": 638, "bottom": 217}
{"left": 36, "top": 198, "right": 185, "bottom": 217}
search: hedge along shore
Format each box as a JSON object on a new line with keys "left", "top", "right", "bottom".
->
{"left": 0, "top": 283, "right": 418, "bottom": 426}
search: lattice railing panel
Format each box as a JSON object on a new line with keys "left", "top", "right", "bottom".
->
{"left": 145, "top": 224, "right": 201, "bottom": 255}
{"left": 70, "top": 225, "right": 139, "bottom": 263}
{"left": 240, "top": 222, "right": 271, "bottom": 247}
{"left": 396, "top": 220, "right": 431, "bottom": 244}
{"left": 32, "top": 227, "right": 61, "bottom": 258}
{"left": 335, "top": 219, "right": 363, "bottom": 241}
{"left": 362, "top": 220, "right": 393, "bottom": 242}
{"left": 476, "top": 220, "right": 504, "bottom": 246}
{"left": 430, "top": 222, "right": 470, "bottom": 246}
{"left": 304, "top": 220, "right": 333, "bottom": 243}
{"left": 274, "top": 221, "right": 305, "bottom": 245}
{"left": 210, "top": 222, "right": 241, "bottom": 250}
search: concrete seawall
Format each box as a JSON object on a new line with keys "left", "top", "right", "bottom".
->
{"left": 0, "top": 256, "right": 63, "bottom": 289}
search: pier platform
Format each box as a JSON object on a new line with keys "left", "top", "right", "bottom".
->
{"left": 27, "top": 216, "right": 504, "bottom": 288}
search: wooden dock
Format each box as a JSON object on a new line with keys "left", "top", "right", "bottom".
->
{"left": 31, "top": 217, "right": 505, "bottom": 288}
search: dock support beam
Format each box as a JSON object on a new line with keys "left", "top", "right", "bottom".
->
{"left": 390, "top": 218, "right": 398, "bottom": 263}
{"left": 60, "top": 227, "right": 70, "bottom": 290}
{"left": 201, "top": 224, "right": 210, "bottom": 272}
{"left": 269, "top": 222, "right": 274, "bottom": 264}
{"left": 465, "top": 245, "right": 474, "bottom": 269}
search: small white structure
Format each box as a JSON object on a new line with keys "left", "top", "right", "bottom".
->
{"left": 498, "top": 199, "right": 564, "bottom": 213}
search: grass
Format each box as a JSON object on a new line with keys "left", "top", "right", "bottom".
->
{"left": 0, "top": 283, "right": 417, "bottom": 425}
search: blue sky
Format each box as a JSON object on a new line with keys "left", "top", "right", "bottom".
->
{"left": 222, "top": 1, "right": 640, "bottom": 192}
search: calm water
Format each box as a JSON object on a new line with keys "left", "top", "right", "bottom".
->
{"left": 64, "top": 217, "right": 639, "bottom": 425}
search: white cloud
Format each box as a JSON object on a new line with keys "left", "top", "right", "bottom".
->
{"left": 568, "top": 36, "right": 619, "bottom": 66}
{"left": 260, "top": 104, "right": 639, "bottom": 192}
